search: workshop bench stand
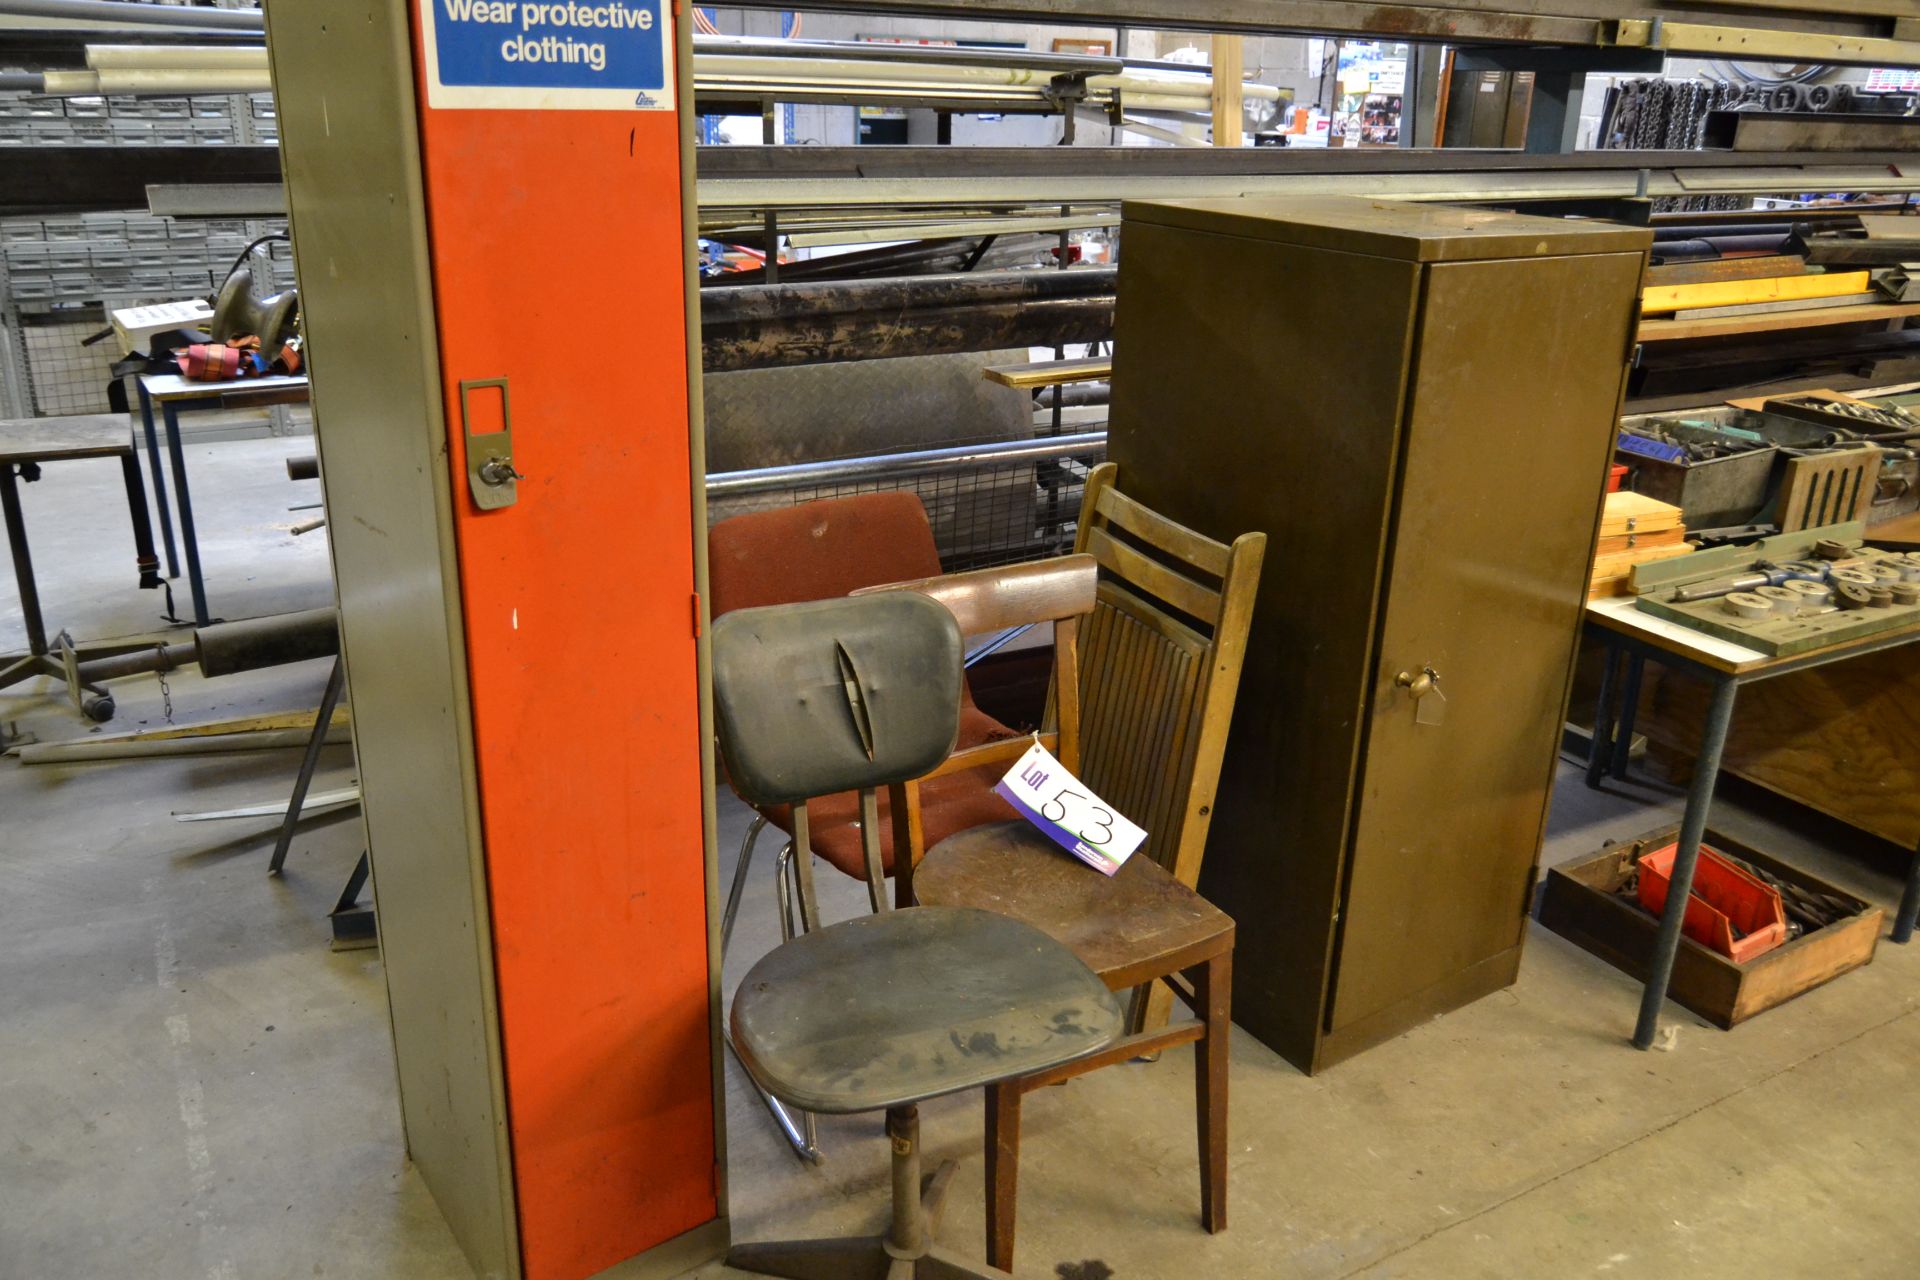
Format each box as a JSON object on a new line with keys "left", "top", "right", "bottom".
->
{"left": 1582, "top": 595, "right": 1920, "bottom": 1049}
{"left": 0, "top": 414, "right": 160, "bottom": 721}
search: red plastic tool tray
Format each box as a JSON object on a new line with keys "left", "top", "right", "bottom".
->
{"left": 1637, "top": 841, "right": 1788, "bottom": 964}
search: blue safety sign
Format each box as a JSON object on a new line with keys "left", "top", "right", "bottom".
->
{"left": 420, "top": 0, "right": 673, "bottom": 110}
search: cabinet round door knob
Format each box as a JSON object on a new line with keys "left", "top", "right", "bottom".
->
{"left": 1395, "top": 667, "right": 1439, "bottom": 697}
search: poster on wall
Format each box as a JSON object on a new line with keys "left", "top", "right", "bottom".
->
{"left": 1863, "top": 68, "right": 1920, "bottom": 94}
{"left": 419, "top": 0, "right": 674, "bottom": 110}
{"left": 1331, "top": 41, "right": 1407, "bottom": 147}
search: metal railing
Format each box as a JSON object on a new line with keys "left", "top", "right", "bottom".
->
{"left": 706, "top": 429, "right": 1107, "bottom": 572}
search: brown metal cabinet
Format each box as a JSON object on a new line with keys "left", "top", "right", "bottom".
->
{"left": 1106, "top": 196, "right": 1649, "bottom": 1073}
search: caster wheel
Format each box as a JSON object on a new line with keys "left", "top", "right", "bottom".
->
{"left": 84, "top": 695, "right": 115, "bottom": 723}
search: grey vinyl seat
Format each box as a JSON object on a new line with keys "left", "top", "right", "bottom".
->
{"left": 714, "top": 592, "right": 1124, "bottom": 1280}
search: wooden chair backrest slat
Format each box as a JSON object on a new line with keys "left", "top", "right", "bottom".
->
{"left": 1074, "top": 584, "right": 1209, "bottom": 876}
{"left": 1083, "top": 526, "right": 1223, "bottom": 629}
{"left": 1072, "top": 462, "right": 1266, "bottom": 889}
{"left": 1094, "top": 483, "right": 1233, "bottom": 579}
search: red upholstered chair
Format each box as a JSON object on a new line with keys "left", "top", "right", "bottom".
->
{"left": 710, "top": 493, "right": 1025, "bottom": 1162}
{"left": 709, "top": 492, "right": 1021, "bottom": 943}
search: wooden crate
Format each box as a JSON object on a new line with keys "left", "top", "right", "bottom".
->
{"left": 1537, "top": 824, "right": 1883, "bottom": 1028}
{"left": 1779, "top": 446, "right": 1880, "bottom": 533}
{"left": 1589, "top": 491, "right": 1691, "bottom": 598}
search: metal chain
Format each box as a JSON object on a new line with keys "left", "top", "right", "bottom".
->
{"left": 155, "top": 646, "right": 174, "bottom": 725}
{"left": 1604, "top": 78, "right": 1753, "bottom": 213}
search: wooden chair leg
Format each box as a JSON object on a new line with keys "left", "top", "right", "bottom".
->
{"left": 984, "top": 1079, "right": 1022, "bottom": 1271}
{"left": 1193, "top": 952, "right": 1230, "bottom": 1233}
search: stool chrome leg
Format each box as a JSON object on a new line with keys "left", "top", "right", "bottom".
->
{"left": 730, "top": 830, "right": 820, "bottom": 1163}
{"left": 724, "top": 1030, "right": 823, "bottom": 1165}
{"left": 722, "top": 814, "right": 769, "bottom": 956}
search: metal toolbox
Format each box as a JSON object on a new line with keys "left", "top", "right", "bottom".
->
{"left": 1617, "top": 419, "right": 1779, "bottom": 530}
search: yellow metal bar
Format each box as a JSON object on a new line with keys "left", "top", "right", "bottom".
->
{"left": 1641, "top": 270, "right": 1871, "bottom": 316}
{"left": 1610, "top": 18, "right": 1920, "bottom": 68}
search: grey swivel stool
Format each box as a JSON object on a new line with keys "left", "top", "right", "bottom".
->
{"left": 714, "top": 592, "right": 1125, "bottom": 1280}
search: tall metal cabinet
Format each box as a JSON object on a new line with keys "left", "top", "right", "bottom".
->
{"left": 1106, "top": 197, "right": 1649, "bottom": 1073}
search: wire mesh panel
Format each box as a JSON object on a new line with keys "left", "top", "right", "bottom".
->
{"left": 17, "top": 306, "right": 119, "bottom": 415}
{"left": 708, "top": 432, "right": 1107, "bottom": 572}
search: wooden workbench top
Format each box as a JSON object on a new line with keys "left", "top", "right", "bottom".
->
{"left": 981, "top": 357, "right": 1112, "bottom": 389}
{"left": 1586, "top": 594, "right": 1920, "bottom": 678}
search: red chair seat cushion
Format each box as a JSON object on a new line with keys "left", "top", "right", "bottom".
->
{"left": 758, "top": 705, "right": 1023, "bottom": 879}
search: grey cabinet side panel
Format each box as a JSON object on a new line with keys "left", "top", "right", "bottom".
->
{"left": 263, "top": 0, "right": 516, "bottom": 1274}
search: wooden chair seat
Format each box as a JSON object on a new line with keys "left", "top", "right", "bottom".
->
{"left": 915, "top": 820, "right": 1234, "bottom": 1271}
{"left": 916, "top": 820, "right": 1232, "bottom": 988}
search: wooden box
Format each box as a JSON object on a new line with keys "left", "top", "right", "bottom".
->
{"left": 1538, "top": 824, "right": 1882, "bottom": 1028}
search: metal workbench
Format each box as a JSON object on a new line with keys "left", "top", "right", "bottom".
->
{"left": 1583, "top": 595, "right": 1920, "bottom": 1049}
{"left": 135, "top": 370, "right": 309, "bottom": 627}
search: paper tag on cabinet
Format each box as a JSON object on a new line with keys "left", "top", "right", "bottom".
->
{"left": 994, "top": 740, "right": 1147, "bottom": 876}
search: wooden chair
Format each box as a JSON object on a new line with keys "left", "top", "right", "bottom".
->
{"left": 897, "top": 462, "right": 1266, "bottom": 1270}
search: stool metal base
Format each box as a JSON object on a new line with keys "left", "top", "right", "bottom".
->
{"left": 0, "top": 633, "right": 115, "bottom": 722}
{"left": 728, "top": 1106, "right": 1012, "bottom": 1280}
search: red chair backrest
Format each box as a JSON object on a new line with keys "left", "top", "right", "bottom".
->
{"left": 708, "top": 492, "right": 944, "bottom": 619}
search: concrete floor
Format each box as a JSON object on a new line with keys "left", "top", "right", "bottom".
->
{"left": 5, "top": 438, "right": 1920, "bottom": 1279}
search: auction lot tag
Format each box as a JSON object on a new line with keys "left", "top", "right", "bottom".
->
{"left": 995, "top": 740, "right": 1147, "bottom": 876}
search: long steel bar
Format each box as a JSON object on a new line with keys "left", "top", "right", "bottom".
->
{"left": 19, "top": 148, "right": 1920, "bottom": 219}
{"left": 705, "top": 430, "right": 1107, "bottom": 496}
{"left": 269, "top": 655, "right": 346, "bottom": 876}
{"left": 701, "top": 166, "right": 1920, "bottom": 216}
{"left": 723, "top": 0, "right": 1889, "bottom": 50}
{"left": 702, "top": 267, "right": 1112, "bottom": 319}
{"left": 698, "top": 143, "right": 1920, "bottom": 181}
{"left": 1895, "top": 843, "right": 1920, "bottom": 945}
{"left": 704, "top": 296, "right": 1112, "bottom": 369}
{"left": 0, "top": 0, "right": 262, "bottom": 28}
{"left": 1633, "top": 674, "right": 1739, "bottom": 1050}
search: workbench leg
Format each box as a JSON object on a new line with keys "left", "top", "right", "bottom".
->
{"left": 1892, "top": 839, "right": 1920, "bottom": 945}
{"left": 1585, "top": 643, "right": 1622, "bottom": 789}
{"left": 118, "top": 453, "right": 160, "bottom": 590}
{"left": 270, "top": 655, "right": 345, "bottom": 876}
{"left": 1611, "top": 654, "right": 1646, "bottom": 782}
{"left": 160, "top": 402, "right": 210, "bottom": 626}
{"left": 137, "top": 382, "right": 179, "bottom": 579}
{"left": 1634, "top": 675, "right": 1738, "bottom": 1050}
{"left": 0, "top": 462, "right": 46, "bottom": 657}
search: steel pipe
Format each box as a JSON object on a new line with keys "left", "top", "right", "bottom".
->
{"left": 702, "top": 269, "right": 1113, "bottom": 359}
{"left": 706, "top": 430, "right": 1107, "bottom": 497}
{"left": 194, "top": 607, "right": 338, "bottom": 678}
{"left": 41, "top": 67, "right": 271, "bottom": 94}
{"left": 702, "top": 267, "right": 1113, "bottom": 319}
{"left": 75, "top": 640, "right": 194, "bottom": 683}
{"left": 702, "top": 269, "right": 1115, "bottom": 370}
{"left": 14, "top": 723, "right": 350, "bottom": 764}
{"left": 704, "top": 296, "right": 1111, "bottom": 370}
{"left": 0, "top": 0, "right": 262, "bottom": 29}
{"left": 86, "top": 43, "right": 271, "bottom": 70}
